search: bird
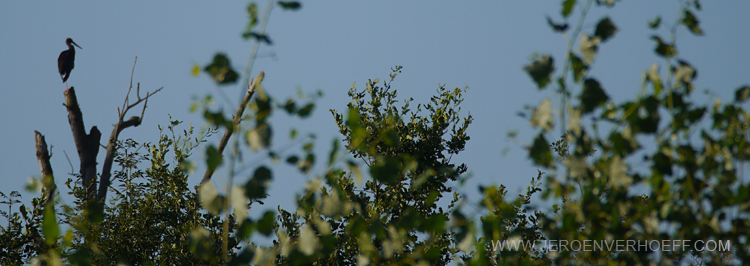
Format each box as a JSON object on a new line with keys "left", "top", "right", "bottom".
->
{"left": 58, "top": 38, "right": 82, "bottom": 89}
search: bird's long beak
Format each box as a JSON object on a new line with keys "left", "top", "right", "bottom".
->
{"left": 72, "top": 41, "right": 82, "bottom": 49}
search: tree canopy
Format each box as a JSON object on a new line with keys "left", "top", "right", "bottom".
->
{"left": 2, "top": 0, "right": 749, "bottom": 265}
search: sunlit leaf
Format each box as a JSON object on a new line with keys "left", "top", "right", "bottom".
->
{"left": 673, "top": 60, "right": 697, "bottom": 86}
{"left": 531, "top": 98, "right": 554, "bottom": 131}
{"left": 608, "top": 155, "right": 631, "bottom": 188}
{"left": 579, "top": 34, "right": 600, "bottom": 64}
{"left": 299, "top": 224, "right": 319, "bottom": 255}
{"left": 231, "top": 186, "right": 249, "bottom": 220}
{"left": 191, "top": 64, "right": 201, "bottom": 77}
{"left": 647, "top": 63, "right": 663, "bottom": 95}
{"left": 199, "top": 181, "right": 224, "bottom": 215}
{"left": 246, "top": 123, "right": 272, "bottom": 151}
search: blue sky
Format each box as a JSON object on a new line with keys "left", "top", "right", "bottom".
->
{"left": 1, "top": 2, "right": 749, "bottom": 220}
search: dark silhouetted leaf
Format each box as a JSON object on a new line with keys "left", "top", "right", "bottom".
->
{"left": 569, "top": 53, "right": 588, "bottom": 82}
{"left": 278, "top": 1, "right": 301, "bottom": 10}
{"left": 371, "top": 157, "right": 400, "bottom": 184}
{"left": 651, "top": 36, "right": 676, "bottom": 58}
{"left": 735, "top": 86, "right": 750, "bottom": 103}
{"left": 247, "top": 3, "right": 258, "bottom": 29}
{"left": 286, "top": 155, "right": 299, "bottom": 164}
{"left": 524, "top": 55, "right": 555, "bottom": 89}
{"left": 206, "top": 145, "right": 222, "bottom": 172}
{"left": 242, "top": 32, "right": 273, "bottom": 44}
{"left": 328, "top": 138, "right": 339, "bottom": 167}
{"left": 530, "top": 134, "right": 552, "bottom": 167}
{"left": 245, "top": 166, "right": 272, "bottom": 200}
{"left": 283, "top": 100, "right": 297, "bottom": 114}
{"left": 298, "top": 103, "right": 314, "bottom": 118}
{"left": 682, "top": 10, "right": 703, "bottom": 36}
{"left": 204, "top": 53, "right": 239, "bottom": 85}
{"left": 648, "top": 16, "right": 661, "bottom": 29}
{"left": 594, "top": 17, "right": 617, "bottom": 42}
{"left": 653, "top": 152, "right": 673, "bottom": 176}
{"left": 546, "top": 16, "right": 569, "bottom": 32}
{"left": 580, "top": 79, "right": 609, "bottom": 114}
{"left": 257, "top": 211, "right": 275, "bottom": 236}
{"left": 562, "top": 0, "right": 576, "bottom": 18}
{"left": 204, "top": 110, "right": 233, "bottom": 130}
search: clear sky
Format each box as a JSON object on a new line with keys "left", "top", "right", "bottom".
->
{"left": 1, "top": 2, "right": 749, "bottom": 220}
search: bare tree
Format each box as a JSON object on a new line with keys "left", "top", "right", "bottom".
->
{"left": 57, "top": 57, "right": 161, "bottom": 202}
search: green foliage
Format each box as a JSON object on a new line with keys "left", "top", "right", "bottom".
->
{"left": 524, "top": 55, "right": 555, "bottom": 89}
{"left": 204, "top": 53, "right": 239, "bottom": 85}
{"left": 269, "top": 67, "right": 474, "bottom": 265}
{"left": 4, "top": 1, "right": 749, "bottom": 265}
{"left": 524, "top": 0, "right": 750, "bottom": 264}
{"left": 0, "top": 192, "right": 45, "bottom": 265}
{"left": 77, "top": 120, "right": 237, "bottom": 265}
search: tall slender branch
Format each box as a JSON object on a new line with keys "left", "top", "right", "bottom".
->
{"left": 559, "top": 0, "right": 594, "bottom": 136}
{"left": 239, "top": 1, "right": 274, "bottom": 100}
{"left": 201, "top": 72, "right": 265, "bottom": 185}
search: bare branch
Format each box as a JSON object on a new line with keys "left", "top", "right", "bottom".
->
{"left": 201, "top": 71, "right": 265, "bottom": 185}
{"left": 34, "top": 131, "right": 56, "bottom": 205}
{"left": 97, "top": 58, "right": 162, "bottom": 201}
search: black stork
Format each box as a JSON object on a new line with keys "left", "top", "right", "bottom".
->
{"left": 58, "top": 38, "right": 82, "bottom": 89}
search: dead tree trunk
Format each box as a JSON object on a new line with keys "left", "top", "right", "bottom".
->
{"left": 64, "top": 87, "right": 101, "bottom": 200}
{"left": 59, "top": 57, "right": 161, "bottom": 202}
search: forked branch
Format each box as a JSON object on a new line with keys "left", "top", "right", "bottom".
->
{"left": 97, "top": 57, "right": 163, "bottom": 200}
